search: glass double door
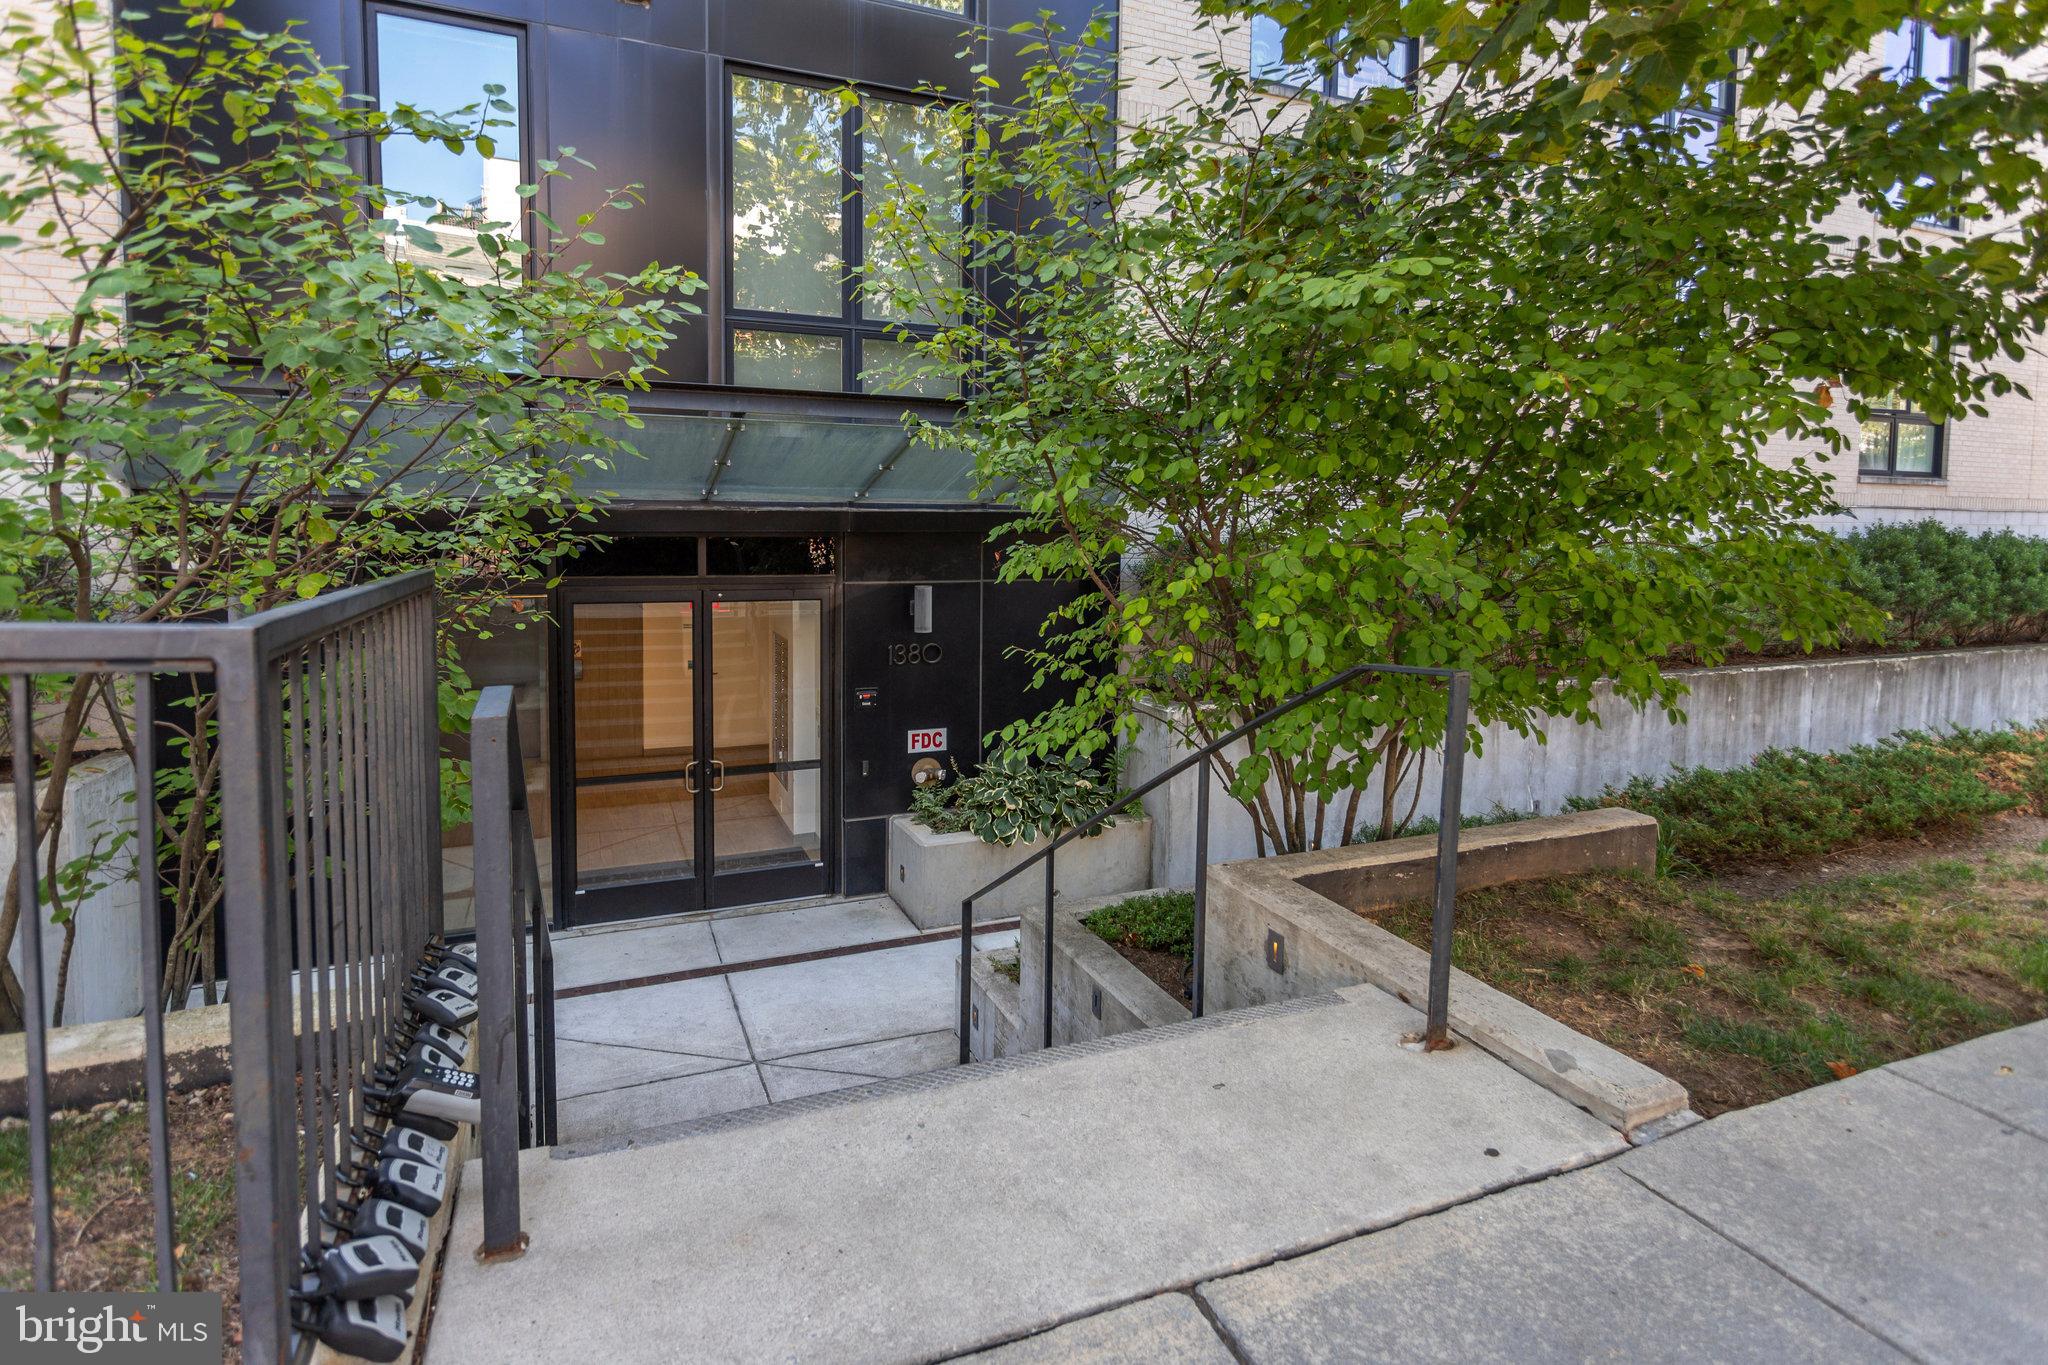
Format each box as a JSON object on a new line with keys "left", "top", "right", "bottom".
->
{"left": 562, "top": 585, "right": 828, "bottom": 922}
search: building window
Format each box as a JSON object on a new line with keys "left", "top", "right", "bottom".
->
{"left": 885, "top": 0, "right": 967, "bottom": 11}
{"left": 1885, "top": 18, "right": 1968, "bottom": 89}
{"left": 1859, "top": 393, "right": 1943, "bottom": 477}
{"left": 727, "top": 73, "right": 962, "bottom": 396}
{"left": 1251, "top": 17, "right": 1417, "bottom": 97}
{"left": 1655, "top": 75, "right": 1736, "bottom": 160}
{"left": 371, "top": 9, "right": 525, "bottom": 280}
{"left": 1885, "top": 19, "right": 1969, "bottom": 229}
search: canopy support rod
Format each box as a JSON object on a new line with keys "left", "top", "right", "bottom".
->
{"left": 851, "top": 434, "right": 915, "bottom": 501}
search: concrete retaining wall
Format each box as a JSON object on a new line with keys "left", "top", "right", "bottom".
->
{"left": 0, "top": 1001, "right": 232, "bottom": 1117}
{"left": 1202, "top": 809, "right": 1685, "bottom": 1132}
{"left": 888, "top": 813, "right": 1152, "bottom": 930}
{"left": 1016, "top": 892, "right": 1190, "bottom": 1052}
{"left": 967, "top": 950, "right": 1025, "bottom": 1062}
{"left": 1133, "top": 643, "right": 2048, "bottom": 886}
{"left": 1, "top": 755, "right": 145, "bottom": 1026}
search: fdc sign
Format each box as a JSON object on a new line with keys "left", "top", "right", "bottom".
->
{"left": 907, "top": 728, "right": 947, "bottom": 754}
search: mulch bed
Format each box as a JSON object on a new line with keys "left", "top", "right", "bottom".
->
{"left": 0, "top": 1082, "right": 243, "bottom": 1360}
{"left": 1105, "top": 941, "right": 1194, "bottom": 1007}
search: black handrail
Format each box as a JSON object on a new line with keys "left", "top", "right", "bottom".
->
{"left": 470, "top": 685, "right": 557, "bottom": 1262}
{"left": 956, "top": 663, "right": 1471, "bottom": 1062}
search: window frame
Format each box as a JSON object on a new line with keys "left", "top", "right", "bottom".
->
{"left": 1859, "top": 396, "right": 1945, "bottom": 480}
{"left": 874, "top": 0, "right": 973, "bottom": 16}
{"left": 363, "top": 3, "right": 533, "bottom": 262}
{"left": 722, "top": 67, "right": 965, "bottom": 397}
{"left": 1654, "top": 72, "right": 1737, "bottom": 159}
{"left": 1886, "top": 19, "right": 1972, "bottom": 231}
{"left": 1249, "top": 17, "right": 1419, "bottom": 100}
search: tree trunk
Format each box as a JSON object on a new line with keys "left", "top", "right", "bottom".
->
{"left": 0, "top": 675, "right": 98, "bottom": 1030}
{"left": 50, "top": 916, "right": 77, "bottom": 1028}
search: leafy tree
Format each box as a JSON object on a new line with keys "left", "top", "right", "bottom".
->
{"left": 0, "top": 0, "right": 699, "bottom": 1024}
{"left": 864, "top": 3, "right": 2047, "bottom": 854}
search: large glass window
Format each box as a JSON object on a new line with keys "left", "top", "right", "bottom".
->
{"left": 1251, "top": 17, "right": 1416, "bottom": 97}
{"left": 373, "top": 10, "right": 524, "bottom": 281}
{"left": 728, "top": 74, "right": 963, "bottom": 395}
{"left": 730, "top": 75, "right": 844, "bottom": 317}
{"left": 1859, "top": 392, "right": 1943, "bottom": 478}
{"left": 1885, "top": 19, "right": 1969, "bottom": 229}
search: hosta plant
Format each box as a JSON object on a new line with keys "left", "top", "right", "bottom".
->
{"left": 909, "top": 751, "right": 1124, "bottom": 847}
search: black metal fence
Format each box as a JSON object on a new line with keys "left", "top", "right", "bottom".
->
{"left": 957, "top": 664, "right": 1472, "bottom": 1059}
{"left": 2, "top": 572, "right": 444, "bottom": 1363}
{"left": 468, "top": 684, "right": 556, "bottom": 1259}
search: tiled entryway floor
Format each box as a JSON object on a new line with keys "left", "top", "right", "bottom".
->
{"left": 547, "top": 897, "right": 1017, "bottom": 1145}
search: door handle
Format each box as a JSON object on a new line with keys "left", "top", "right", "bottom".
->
{"left": 684, "top": 760, "right": 699, "bottom": 795}
{"left": 708, "top": 760, "right": 725, "bottom": 792}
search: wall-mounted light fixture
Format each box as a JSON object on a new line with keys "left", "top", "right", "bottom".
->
{"left": 911, "top": 584, "right": 934, "bottom": 635}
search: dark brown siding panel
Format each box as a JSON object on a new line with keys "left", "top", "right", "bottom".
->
{"left": 544, "top": 31, "right": 715, "bottom": 380}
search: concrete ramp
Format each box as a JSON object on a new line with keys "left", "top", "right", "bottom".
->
{"left": 426, "top": 986, "right": 1626, "bottom": 1364}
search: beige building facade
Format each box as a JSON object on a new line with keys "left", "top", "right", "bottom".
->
{"left": 1117, "top": 2, "right": 2048, "bottom": 536}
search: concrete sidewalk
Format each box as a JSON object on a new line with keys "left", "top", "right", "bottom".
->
{"left": 427, "top": 984, "right": 1627, "bottom": 1364}
{"left": 995, "top": 1020, "right": 2048, "bottom": 1364}
{"left": 543, "top": 897, "right": 1018, "bottom": 1142}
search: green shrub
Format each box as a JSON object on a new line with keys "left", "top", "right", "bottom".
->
{"left": 1578, "top": 727, "right": 2048, "bottom": 873}
{"left": 1842, "top": 521, "right": 2048, "bottom": 650}
{"left": 909, "top": 749, "right": 1124, "bottom": 846}
{"left": 1082, "top": 891, "right": 1196, "bottom": 959}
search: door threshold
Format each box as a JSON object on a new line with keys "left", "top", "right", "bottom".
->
{"left": 555, "top": 891, "right": 886, "bottom": 941}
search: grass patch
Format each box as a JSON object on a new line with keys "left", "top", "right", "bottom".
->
{"left": 0, "top": 1084, "right": 240, "bottom": 1332}
{"left": 1373, "top": 853, "right": 2048, "bottom": 1115}
{"left": 1081, "top": 891, "right": 1196, "bottom": 960}
{"left": 991, "top": 953, "right": 1020, "bottom": 984}
{"left": 1575, "top": 726, "right": 2048, "bottom": 873}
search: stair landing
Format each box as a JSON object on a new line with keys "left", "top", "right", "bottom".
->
{"left": 426, "top": 985, "right": 1626, "bottom": 1364}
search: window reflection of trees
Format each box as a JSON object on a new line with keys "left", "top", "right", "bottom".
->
{"left": 731, "top": 76, "right": 844, "bottom": 317}
{"left": 726, "top": 73, "right": 963, "bottom": 394}
{"left": 859, "top": 97, "right": 963, "bottom": 328}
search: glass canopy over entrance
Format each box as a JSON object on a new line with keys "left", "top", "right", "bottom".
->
{"left": 587, "top": 410, "right": 999, "bottom": 506}
{"left": 127, "top": 389, "right": 1005, "bottom": 509}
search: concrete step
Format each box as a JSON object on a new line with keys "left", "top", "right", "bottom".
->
{"left": 426, "top": 985, "right": 1628, "bottom": 1365}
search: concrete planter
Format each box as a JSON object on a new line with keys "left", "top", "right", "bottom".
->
{"left": 1201, "top": 808, "right": 1688, "bottom": 1133}
{"left": 887, "top": 813, "right": 1152, "bottom": 931}
{"left": 1, "top": 755, "right": 144, "bottom": 1027}
{"left": 1017, "top": 891, "right": 1190, "bottom": 1051}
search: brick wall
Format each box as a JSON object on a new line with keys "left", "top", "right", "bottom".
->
{"left": 0, "top": 5, "right": 119, "bottom": 344}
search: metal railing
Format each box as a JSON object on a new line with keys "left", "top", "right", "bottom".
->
{"left": 956, "top": 664, "right": 1472, "bottom": 1061}
{"left": 469, "top": 684, "right": 556, "bottom": 1260}
{"left": 2, "top": 571, "right": 441, "bottom": 1364}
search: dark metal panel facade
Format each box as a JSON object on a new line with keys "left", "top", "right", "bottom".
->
{"left": 232, "top": 0, "right": 1119, "bottom": 910}
{"left": 241, "top": 0, "right": 1117, "bottom": 389}
{"left": 839, "top": 578, "right": 983, "bottom": 819}
{"left": 543, "top": 29, "right": 714, "bottom": 380}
